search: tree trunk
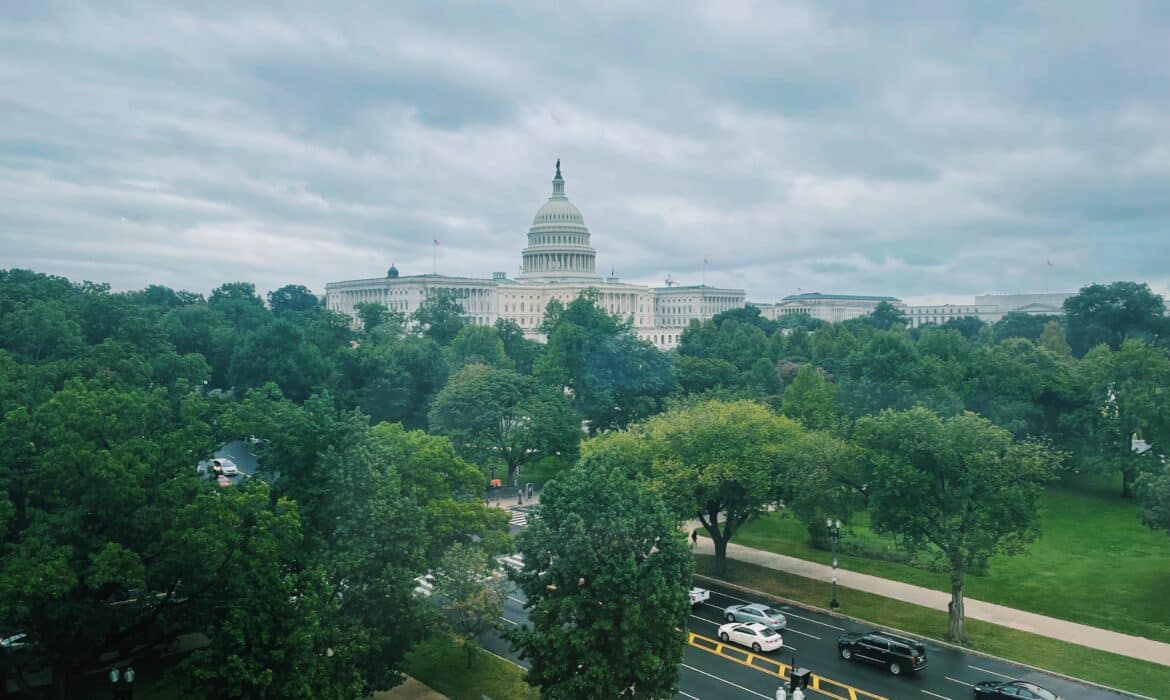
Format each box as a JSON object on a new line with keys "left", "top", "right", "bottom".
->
{"left": 1121, "top": 464, "right": 1136, "bottom": 499}
{"left": 712, "top": 535, "right": 729, "bottom": 577}
{"left": 947, "top": 565, "right": 969, "bottom": 644}
{"left": 466, "top": 643, "right": 474, "bottom": 669}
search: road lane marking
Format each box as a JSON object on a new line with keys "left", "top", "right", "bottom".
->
{"left": 499, "top": 616, "right": 518, "bottom": 625}
{"left": 690, "top": 614, "right": 719, "bottom": 626}
{"left": 968, "top": 664, "right": 1014, "bottom": 680}
{"left": 687, "top": 631, "right": 887, "bottom": 700}
{"left": 680, "top": 664, "right": 771, "bottom": 699}
{"left": 783, "top": 627, "right": 822, "bottom": 640}
{"left": 945, "top": 677, "right": 973, "bottom": 687}
{"left": 676, "top": 692, "right": 701, "bottom": 700}
{"left": 705, "top": 589, "right": 846, "bottom": 631}
{"left": 921, "top": 691, "right": 952, "bottom": 700}
{"left": 508, "top": 595, "right": 526, "bottom": 605}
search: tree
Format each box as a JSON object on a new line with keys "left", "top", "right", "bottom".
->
{"left": 208, "top": 281, "right": 269, "bottom": 332}
{"left": 645, "top": 400, "right": 805, "bottom": 575}
{"left": 1064, "top": 282, "right": 1167, "bottom": 356}
{"left": 355, "top": 302, "right": 404, "bottom": 335}
{"left": 228, "top": 319, "right": 330, "bottom": 402}
{"left": 993, "top": 312, "right": 1056, "bottom": 343}
{"left": 0, "top": 379, "right": 317, "bottom": 696}
{"left": 507, "top": 460, "right": 691, "bottom": 699}
{"left": 1037, "top": 320, "right": 1072, "bottom": 356}
{"left": 854, "top": 408, "right": 1059, "bottom": 643}
{"left": 267, "top": 284, "right": 321, "bottom": 316}
{"left": 433, "top": 543, "right": 505, "bottom": 668}
{"left": 779, "top": 364, "right": 837, "bottom": 430}
{"left": 940, "top": 316, "right": 986, "bottom": 340}
{"left": 429, "top": 365, "right": 580, "bottom": 486}
{"left": 865, "top": 301, "right": 907, "bottom": 330}
{"left": 1063, "top": 340, "right": 1170, "bottom": 497}
{"left": 411, "top": 289, "right": 467, "bottom": 346}
{"left": 1137, "top": 459, "right": 1170, "bottom": 533}
{"left": 446, "top": 325, "right": 511, "bottom": 370}
{"left": 536, "top": 291, "right": 672, "bottom": 432}
{"left": 494, "top": 319, "right": 540, "bottom": 375}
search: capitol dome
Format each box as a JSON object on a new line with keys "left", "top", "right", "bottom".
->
{"left": 518, "top": 160, "right": 599, "bottom": 281}
{"left": 532, "top": 197, "right": 585, "bottom": 225}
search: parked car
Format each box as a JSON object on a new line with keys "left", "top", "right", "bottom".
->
{"left": 974, "top": 680, "right": 1061, "bottom": 699}
{"left": 213, "top": 458, "right": 239, "bottom": 476}
{"left": 689, "top": 587, "right": 710, "bottom": 608}
{"left": 837, "top": 630, "right": 927, "bottom": 675}
{"left": 723, "top": 602, "right": 787, "bottom": 631}
{"left": 717, "top": 622, "right": 783, "bottom": 653}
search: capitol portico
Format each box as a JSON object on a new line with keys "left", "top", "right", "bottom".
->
{"left": 325, "top": 162, "right": 746, "bottom": 349}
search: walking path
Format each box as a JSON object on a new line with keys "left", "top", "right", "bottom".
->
{"left": 691, "top": 534, "right": 1170, "bottom": 667}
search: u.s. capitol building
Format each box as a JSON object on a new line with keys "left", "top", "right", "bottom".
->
{"left": 325, "top": 162, "right": 746, "bottom": 350}
{"left": 326, "top": 162, "right": 1068, "bottom": 348}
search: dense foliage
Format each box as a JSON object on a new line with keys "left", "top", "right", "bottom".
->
{"left": 2, "top": 266, "right": 1168, "bottom": 697}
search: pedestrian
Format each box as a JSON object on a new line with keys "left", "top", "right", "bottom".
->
{"left": 691, "top": 529, "right": 698, "bottom": 547}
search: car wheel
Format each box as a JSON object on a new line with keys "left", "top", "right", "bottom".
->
{"left": 840, "top": 647, "right": 852, "bottom": 660}
{"left": 725, "top": 613, "right": 736, "bottom": 622}
{"left": 888, "top": 662, "right": 901, "bottom": 675}
{"left": 720, "top": 632, "right": 729, "bottom": 642}
{"left": 752, "top": 643, "right": 761, "bottom": 652}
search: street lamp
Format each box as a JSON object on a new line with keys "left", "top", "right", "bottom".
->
{"left": 826, "top": 517, "right": 842, "bottom": 610}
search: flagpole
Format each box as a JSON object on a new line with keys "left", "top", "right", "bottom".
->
{"left": 702, "top": 258, "right": 708, "bottom": 287}
{"left": 433, "top": 240, "right": 437, "bottom": 275}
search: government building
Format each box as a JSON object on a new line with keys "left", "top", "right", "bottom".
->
{"left": 325, "top": 162, "right": 745, "bottom": 350}
{"left": 325, "top": 162, "right": 1069, "bottom": 347}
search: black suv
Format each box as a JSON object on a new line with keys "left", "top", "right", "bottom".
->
{"left": 837, "top": 630, "right": 927, "bottom": 675}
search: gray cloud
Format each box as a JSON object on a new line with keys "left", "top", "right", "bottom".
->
{"left": 2, "top": 1, "right": 1169, "bottom": 305}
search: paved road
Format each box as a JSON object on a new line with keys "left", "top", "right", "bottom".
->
{"left": 485, "top": 554, "right": 1138, "bottom": 700}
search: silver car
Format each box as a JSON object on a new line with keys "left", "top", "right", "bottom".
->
{"left": 723, "top": 603, "right": 787, "bottom": 631}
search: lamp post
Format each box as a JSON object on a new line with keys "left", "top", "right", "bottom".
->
{"left": 826, "top": 517, "right": 842, "bottom": 610}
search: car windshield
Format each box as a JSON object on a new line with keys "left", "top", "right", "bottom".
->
{"left": 759, "top": 628, "right": 778, "bottom": 637}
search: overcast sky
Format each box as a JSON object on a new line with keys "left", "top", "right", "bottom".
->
{"left": 3, "top": 2, "right": 1169, "bottom": 305}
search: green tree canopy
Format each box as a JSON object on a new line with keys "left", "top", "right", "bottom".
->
{"left": 779, "top": 363, "right": 838, "bottom": 430}
{"left": 1064, "top": 281, "right": 1167, "bottom": 356}
{"left": 507, "top": 458, "right": 691, "bottom": 699}
{"left": 429, "top": 365, "right": 581, "bottom": 486}
{"left": 854, "top": 407, "right": 1059, "bottom": 643}
{"left": 411, "top": 289, "right": 467, "bottom": 346}
{"left": 644, "top": 400, "right": 806, "bottom": 574}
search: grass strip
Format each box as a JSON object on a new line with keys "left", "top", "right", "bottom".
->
{"left": 695, "top": 555, "right": 1170, "bottom": 699}
{"left": 403, "top": 634, "right": 539, "bottom": 700}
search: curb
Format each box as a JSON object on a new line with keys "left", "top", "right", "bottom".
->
{"left": 693, "top": 572, "right": 1154, "bottom": 700}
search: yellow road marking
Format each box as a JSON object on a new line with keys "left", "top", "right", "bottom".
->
{"left": 687, "top": 631, "right": 887, "bottom": 700}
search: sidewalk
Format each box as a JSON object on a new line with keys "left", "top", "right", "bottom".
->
{"left": 692, "top": 534, "right": 1170, "bottom": 667}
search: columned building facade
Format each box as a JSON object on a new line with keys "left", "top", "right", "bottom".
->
{"left": 325, "top": 163, "right": 745, "bottom": 350}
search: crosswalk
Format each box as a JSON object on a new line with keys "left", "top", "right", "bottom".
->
{"left": 509, "top": 510, "right": 528, "bottom": 527}
{"left": 414, "top": 573, "right": 435, "bottom": 597}
{"left": 499, "top": 553, "right": 524, "bottom": 571}
{"left": 414, "top": 553, "right": 525, "bottom": 597}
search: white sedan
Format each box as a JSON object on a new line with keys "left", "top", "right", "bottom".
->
{"left": 717, "top": 622, "right": 784, "bottom": 653}
{"left": 213, "top": 458, "right": 239, "bottom": 476}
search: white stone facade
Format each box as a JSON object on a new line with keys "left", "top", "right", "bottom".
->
{"left": 325, "top": 163, "right": 744, "bottom": 350}
{"left": 906, "top": 293, "right": 1070, "bottom": 328}
{"left": 756, "top": 293, "right": 905, "bottom": 324}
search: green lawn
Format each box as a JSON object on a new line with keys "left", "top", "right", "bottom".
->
{"left": 730, "top": 481, "right": 1170, "bottom": 644}
{"left": 403, "top": 634, "right": 539, "bottom": 700}
{"left": 695, "top": 555, "right": 1170, "bottom": 700}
